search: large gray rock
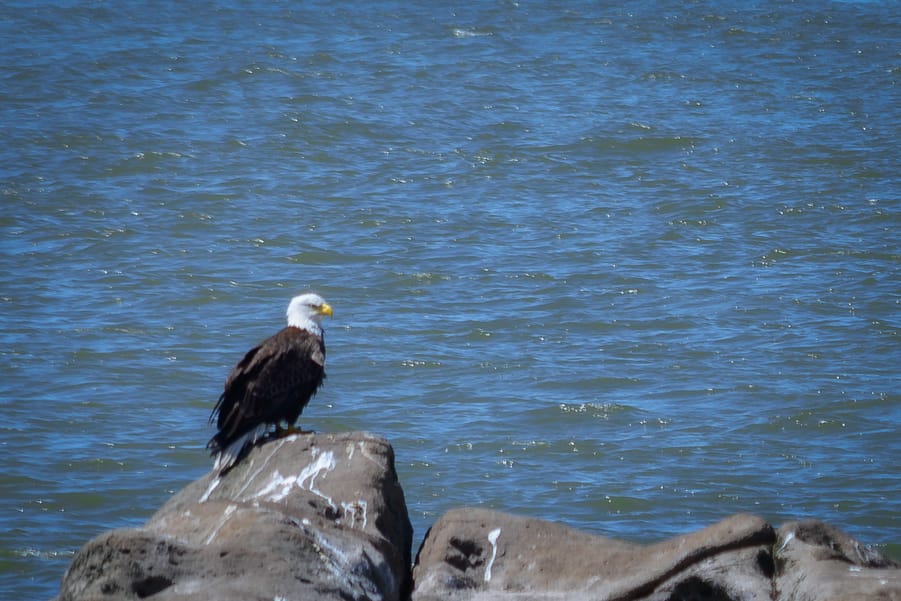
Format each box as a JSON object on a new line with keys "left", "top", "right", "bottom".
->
{"left": 54, "top": 430, "right": 901, "bottom": 601}
{"left": 774, "top": 519, "right": 900, "bottom": 601}
{"left": 411, "top": 508, "right": 776, "bottom": 601}
{"left": 56, "top": 431, "right": 413, "bottom": 601}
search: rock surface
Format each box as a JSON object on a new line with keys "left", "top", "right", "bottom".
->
{"left": 56, "top": 431, "right": 413, "bottom": 601}
{"left": 55, "top": 431, "right": 900, "bottom": 601}
{"left": 774, "top": 519, "right": 900, "bottom": 601}
{"left": 411, "top": 508, "right": 776, "bottom": 601}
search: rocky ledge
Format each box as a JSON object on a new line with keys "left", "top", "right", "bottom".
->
{"left": 56, "top": 431, "right": 899, "bottom": 601}
{"left": 56, "top": 432, "right": 412, "bottom": 601}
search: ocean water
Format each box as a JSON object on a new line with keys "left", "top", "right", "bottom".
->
{"left": 2, "top": 1, "right": 899, "bottom": 598}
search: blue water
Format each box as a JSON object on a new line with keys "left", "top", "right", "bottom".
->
{"left": 2, "top": 1, "right": 899, "bottom": 598}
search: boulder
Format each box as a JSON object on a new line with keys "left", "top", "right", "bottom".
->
{"left": 54, "top": 429, "right": 901, "bottom": 601}
{"left": 411, "top": 508, "right": 776, "bottom": 601}
{"left": 56, "top": 431, "right": 413, "bottom": 601}
{"left": 774, "top": 519, "right": 900, "bottom": 601}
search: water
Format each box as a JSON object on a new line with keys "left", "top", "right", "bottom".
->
{"left": 2, "top": 1, "right": 899, "bottom": 597}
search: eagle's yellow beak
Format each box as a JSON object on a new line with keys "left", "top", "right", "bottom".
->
{"left": 319, "top": 303, "right": 333, "bottom": 317}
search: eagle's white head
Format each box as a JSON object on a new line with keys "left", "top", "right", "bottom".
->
{"left": 286, "top": 292, "right": 333, "bottom": 335}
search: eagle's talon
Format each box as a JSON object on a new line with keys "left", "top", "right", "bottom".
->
{"left": 275, "top": 424, "right": 311, "bottom": 437}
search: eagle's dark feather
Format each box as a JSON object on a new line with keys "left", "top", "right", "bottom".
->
{"left": 207, "top": 326, "right": 325, "bottom": 464}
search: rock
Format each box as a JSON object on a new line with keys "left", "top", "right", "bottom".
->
{"left": 774, "top": 519, "right": 901, "bottom": 601}
{"left": 411, "top": 508, "right": 776, "bottom": 601}
{"left": 56, "top": 431, "right": 413, "bottom": 601}
{"left": 55, "top": 430, "right": 901, "bottom": 601}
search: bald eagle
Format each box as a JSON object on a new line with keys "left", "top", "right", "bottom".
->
{"left": 207, "top": 293, "right": 333, "bottom": 473}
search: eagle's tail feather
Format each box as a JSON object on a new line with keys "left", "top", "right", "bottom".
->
{"left": 212, "top": 423, "right": 270, "bottom": 474}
